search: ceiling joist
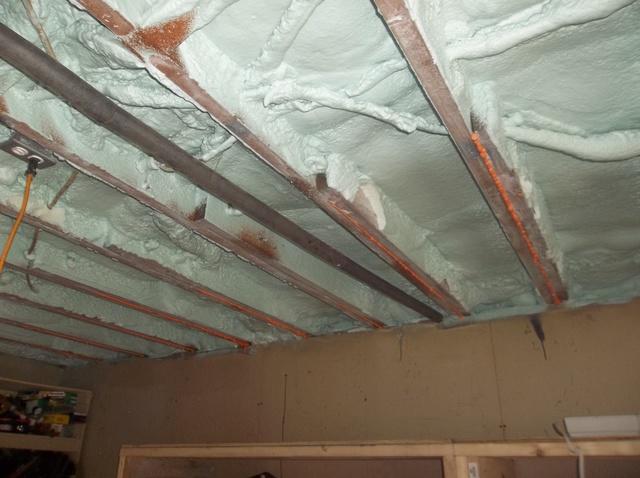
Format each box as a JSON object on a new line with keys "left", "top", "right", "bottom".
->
{"left": 371, "top": 0, "right": 567, "bottom": 305}
{"left": 72, "top": 0, "right": 464, "bottom": 318}
{"left": 0, "top": 22, "right": 442, "bottom": 321}
{"left": 0, "top": 292, "right": 196, "bottom": 353}
{"left": 0, "top": 203, "right": 310, "bottom": 341}
{"left": 0, "top": 114, "right": 387, "bottom": 331}
{"left": 0, "top": 334, "right": 102, "bottom": 362}
{"left": 5, "top": 262, "right": 252, "bottom": 349}
{"left": 0, "top": 315, "right": 145, "bottom": 358}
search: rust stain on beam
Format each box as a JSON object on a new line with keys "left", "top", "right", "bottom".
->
{"left": 124, "top": 12, "right": 193, "bottom": 66}
{"left": 186, "top": 201, "right": 207, "bottom": 222}
{"left": 4, "top": 263, "right": 252, "bottom": 349}
{"left": 72, "top": 0, "right": 451, "bottom": 319}
{"left": 0, "top": 334, "right": 101, "bottom": 362}
{"left": 371, "top": 0, "right": 566, "bottom": 305}
{"left": 0, "top": 315, "right": 145, "bottom": 358}
{"left": 239, "top": 228, "right": 278, "bottom": 260}
{"left": 0, "top": 115, "right": 385, "bottom": 330}
{"left": 0, "top": 292, "right": 196, "bottom": 353}
{"left": 469, "top": 122, "right": 565, "bottom": 304}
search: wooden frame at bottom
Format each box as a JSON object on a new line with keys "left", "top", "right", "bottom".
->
{"left": 117, "top": 438, "right": 640, "bottom": 477}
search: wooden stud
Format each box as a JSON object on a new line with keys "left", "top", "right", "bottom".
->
{"left": 442, "top": 456, "right": 469, "bottom": 478}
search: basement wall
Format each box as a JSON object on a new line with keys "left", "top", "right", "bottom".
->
{"left": 0, "top": 353, "right": 65, "bottom": 385}
{"left": 61, "top": 299, "right": 640, "bottom": 478}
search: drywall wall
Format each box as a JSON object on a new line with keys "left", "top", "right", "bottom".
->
{"left": 61, "top": 299, "right": 640, "bottom": 477}
{"left": 0, "top": 352, "right": 65, "bottom": 384}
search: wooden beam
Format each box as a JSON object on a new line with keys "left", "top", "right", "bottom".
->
{"left": 5, "top": 263, "right": 252, "bottom": 349}
{"left": 73, "top": 0, "right": 464, "bottom": 318}
{"left": 0, "top": 203, "right": 310, "bottom": 340}
{"left": 119, "top": 442, "right": 456, "bottom": 460}
{"left": 0, "top": 315, "right": 145, "bottom": 358}
{"left": 0, "top": 23, "right": 443, "bottom": 323}
{"left": 442, "top": 456, "right": 468, "bottom": 478}
{"left": 117, "top": 438, "right": 640, "bottom": 459}
{"left": 453, "top": 440, "right": 640, "bottom": 458}
{"left": 0, "top": 334, "right": 101, "bottom": 362}
{"left": 469, "top": 121, "right": 566, "bottom": 304}
{"left": 0, "top": 292, "right": 196, "bottom": 353}
{"left": 371, "top": 0, "right": 567, "bottom": 305}
{"left": 0, "top": 115, "right": 387, "bottom": 330}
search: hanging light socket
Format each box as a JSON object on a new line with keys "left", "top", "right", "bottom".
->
{"left": 0, "top": 132, "right": 57, "bottom": 169}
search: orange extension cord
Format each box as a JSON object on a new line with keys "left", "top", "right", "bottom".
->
{"left": 470, "top": 132, "right": 561, "bottom": 305}
{"left": 0, "top": 171, "right": 34, "bottom": 274}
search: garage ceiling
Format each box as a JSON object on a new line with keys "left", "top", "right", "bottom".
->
{"left": 0, "top": 0, "right": 638, "bottom": 365}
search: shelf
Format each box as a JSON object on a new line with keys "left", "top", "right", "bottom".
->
{"left": 0, "top": 432, "right": 81, "bottom": 453}
{"left": 0, "top": 376, "right": 91, "bottom": 462}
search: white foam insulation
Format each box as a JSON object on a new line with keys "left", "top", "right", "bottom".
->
{"left": 0, "top": 0, "right": 637, "bottom": 365}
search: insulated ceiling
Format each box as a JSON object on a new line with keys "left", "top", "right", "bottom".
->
{"left": 0, "top": 0, "right": 638, "bottom": 366}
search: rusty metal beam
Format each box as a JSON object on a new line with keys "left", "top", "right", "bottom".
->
{"left": 0, "top": 22, "right": 442, "bottom": 321}
{"left": 0, "top": 116, "right": 386, "bottom": 330}
{"left": 4, "top": 263, "right": 253, "bottom": 349}
{"left": 0, "top": 315, "right": 145, "bottom": 358}
{"left": 371, "top": 0, "right": 567, "bottom": 305}
{"left": 0, "top": 203, "right": 311, "bottom": 339}
{"left": 0, "top": 292, "right": 196, "bottom": 353}
{"left": 0, "top": 334, "right": 101, "bottom": 362}
{"left": 72, "top": 0, "right": 465, "bottom": 317}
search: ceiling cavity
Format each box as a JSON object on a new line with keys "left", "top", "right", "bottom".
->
{"left": 0, "top": 0, "right": 637, "bottom": 365}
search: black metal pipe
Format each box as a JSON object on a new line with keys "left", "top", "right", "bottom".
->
{"left": 0, "top": 23, "right": 442, "bottom": 321}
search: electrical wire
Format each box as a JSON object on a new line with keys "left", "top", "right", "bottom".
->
{"left": 25, "top": 226, "right": 40, "bottom": 292}
{"left": 0, "top": 168, "right": 35, "bottom": 274}
{"left": 20, "top": 0, "right": 61, "bottom": 290}
{"left": 21, "top": 0, "right": 56, "bottom": 59}
{"left": 47, "top": 170, "right": 79, "bottom": 209}
{"left": 24, "top": 170, "right": 79, "bottom": 291}
{"left": 553, "top": 420, "right": 586, "bottom": 478}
